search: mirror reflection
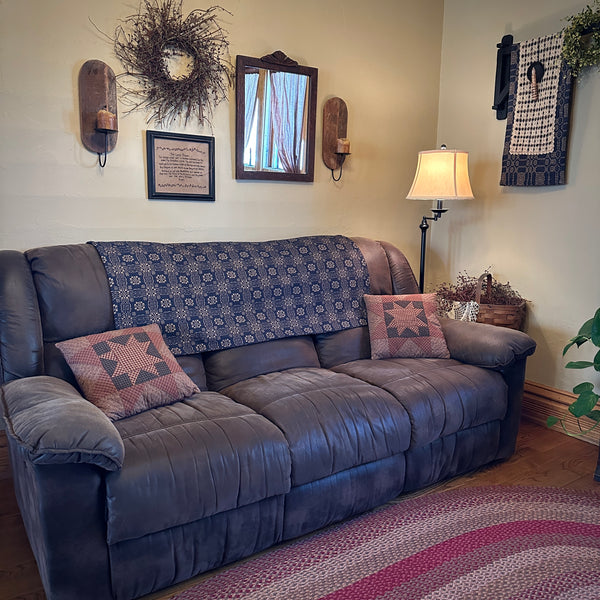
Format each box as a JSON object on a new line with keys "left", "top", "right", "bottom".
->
{"left": 235, "top": 52, "right": 318, "bottom": 182}
{"left": 243, "top": 68, "right": 309, "bottom": 174}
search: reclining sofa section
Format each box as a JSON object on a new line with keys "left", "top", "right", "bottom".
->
{"left": 0, "top": 236, "right": 536, "bottom": 600}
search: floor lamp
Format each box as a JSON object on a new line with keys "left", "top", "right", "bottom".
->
{"left": 406, "top": 146, "right": 474, "bottom": 293}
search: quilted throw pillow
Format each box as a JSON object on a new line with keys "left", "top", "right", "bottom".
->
{"left": 364, "top": 293, "right": 450, "bottom": 360}
{"left": 56, "top": 324, "right": 200, "bottom": 421}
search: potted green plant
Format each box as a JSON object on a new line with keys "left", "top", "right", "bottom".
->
{"left": 547, "top": 307, "right": 600, "bottom": 481}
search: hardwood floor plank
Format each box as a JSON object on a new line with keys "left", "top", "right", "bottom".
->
{"left": 0, "top": 559, "right": 46, "bottom": 600}
{"left": 0, "top": 514, "right": 40, "bottom": 567}
{"left": 0, "top": 418, "right": 597, "bottom": 600}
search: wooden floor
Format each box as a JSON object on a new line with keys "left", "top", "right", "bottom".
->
{"left": 1, "top": 419, "right": 598, "bottom": 600}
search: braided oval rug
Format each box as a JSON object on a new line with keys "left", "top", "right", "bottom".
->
{"left": 171, "top": 486, "right": 600, "bottom": 600}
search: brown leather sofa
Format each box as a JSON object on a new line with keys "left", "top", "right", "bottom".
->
{"left": 0, "top": 236, "right": 536, "bottom": 600}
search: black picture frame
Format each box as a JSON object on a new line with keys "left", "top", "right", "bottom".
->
{"left": 146, "top": 130, "right": 215, "bottom": 201}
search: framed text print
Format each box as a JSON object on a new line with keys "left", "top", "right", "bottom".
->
{"left": 146, "top": 130, "right": 215, "bottom": 201}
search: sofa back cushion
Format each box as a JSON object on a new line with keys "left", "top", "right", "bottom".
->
{"left": 204, "top": 336, "right": 320, "bottom": 391}
{"left": 312, "top": 238, "right": 419, "bottom": 368}
{"left": 0, "top": 251, "right": 44, "bottom": 382}
{"left": 27, "top": 244, "right": 115, "bottom": 342}
{"left": 26, "top": 244, "right": 116, "bottom": 384}
{"left": 351, "top": 238, "right": 419, "bottom": 296}
{"left": 25, "top": 244, "right": 211, "bottom": 390}
{"left": 315, "top": 327, "right": 371, "bottom": 368}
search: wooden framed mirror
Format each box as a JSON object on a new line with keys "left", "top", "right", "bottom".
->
{"left": 235, "top": 51, "right": 318, "bottom": 182}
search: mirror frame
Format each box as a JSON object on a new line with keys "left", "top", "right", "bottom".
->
{"left": 235, "top": 51, "right": 318, "bottom": 182}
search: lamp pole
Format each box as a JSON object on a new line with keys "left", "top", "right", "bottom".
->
{"left": 418, "top": 200, "right": 447, "bottom": 293}
{"left": 418, "top": 216, "right": 430, "bottom": 294}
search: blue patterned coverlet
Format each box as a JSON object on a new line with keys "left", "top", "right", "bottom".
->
{"left": 89, "top": 236, "right": 370, "bottom": 355}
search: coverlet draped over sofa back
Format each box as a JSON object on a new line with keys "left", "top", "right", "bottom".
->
{"left": 0, "top": 236, "right": 536, "bottom": 600}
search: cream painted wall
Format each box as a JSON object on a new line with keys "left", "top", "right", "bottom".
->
{"left": 436, "top": 0, "right": 600, "bottom": 392}
{"left": 0, "top": 0, "right": 443, "bottom": 274}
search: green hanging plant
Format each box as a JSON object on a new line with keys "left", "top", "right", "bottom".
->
{"left": 562, "top": 0, "right": 600, "bottom": 77}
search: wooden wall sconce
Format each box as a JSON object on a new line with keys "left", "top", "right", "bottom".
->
{"left": 78, "top": 59, "right": 118, "bottom": 167}
{"left": 322, "top": 97, "right": 350, "bottom": 181}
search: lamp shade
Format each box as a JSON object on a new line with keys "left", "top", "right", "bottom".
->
{"left": 406, "top": 148, "right": 474, "bottom": 200}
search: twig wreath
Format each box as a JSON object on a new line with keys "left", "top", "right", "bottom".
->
{"left": 562, "top": 0, "right": 600, "bottom": 77}
{"left": 112, "top": 0, "right": 232, "bottom": 126}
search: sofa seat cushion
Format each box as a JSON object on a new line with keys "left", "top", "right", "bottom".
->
{"left": 333, "top": 358, "right": 507, "bottom": 448}
{"left": 221, "top": 367, "right": 412, "bottom": 486}
{"left": 105, "top": 392, "right": 291, "bottom": 544}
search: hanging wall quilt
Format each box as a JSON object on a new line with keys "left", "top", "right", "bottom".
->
{"left": 500, "top": 33, "right": 573, "bottom": 186}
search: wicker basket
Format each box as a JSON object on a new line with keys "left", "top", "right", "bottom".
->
{"left": 475, "top": 273, "right": 526, "bottom": 330}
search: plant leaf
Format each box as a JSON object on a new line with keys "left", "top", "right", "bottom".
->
{"left": 578, "top": 316, "right": 594, "bottom": 338}
{"left": 573, "top": 381, "right": 595, "bottom": 394}
{"left": 591, "top": 308, "right": 600, "bottom": 347}
{"left": 563, "top": 334, "right": 590, "bottom": 355}
{"left": 587, "top": 410, "right": 600, "bottom": 423}
{"left": 594, "top": 348, "right": 600, "bottom": 372}
{"left": 565, "top": 360, "right": 594, "bottom": 369}
{"left": 568, "top": 390, "right": 600, "bottom": 418}
{"left": 546, "top": 415, "right": 559, "bottom": 427}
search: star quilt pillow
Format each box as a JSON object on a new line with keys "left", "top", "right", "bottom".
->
{"left": 364, "top": 293, "right": 450, "bottom": 360}
{"left": 56, "top": 323, "right": 200, "bottom": 421}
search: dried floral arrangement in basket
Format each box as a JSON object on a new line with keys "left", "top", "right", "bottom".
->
{"left": 435, "top": 271, "right": 527, "bottom": 330}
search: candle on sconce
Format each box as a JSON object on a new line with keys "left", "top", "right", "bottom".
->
{"left": 336, "top": 138, "right": 351, "bottom": 154}
{"left": 96, "top": 109, "right": 118, "bottom": 133}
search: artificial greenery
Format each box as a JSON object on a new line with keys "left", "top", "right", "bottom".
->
{"left": 547, "top": 308, "right": 600, "bottom": 437}
{"left": 562, "top": 0, "right": 600, "bottom": 77}
{"left": 112, "top": 0, "right": 232, "bottom": 126}
{"left": 435, "top": 271, "right": 524, "bottom": 315}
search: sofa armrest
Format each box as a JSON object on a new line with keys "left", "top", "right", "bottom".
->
{"left": 1, "top": 375, "right": 124, "bottom": 471}
{"left": 441, "top": 319, "right": 536, "bottom": 369}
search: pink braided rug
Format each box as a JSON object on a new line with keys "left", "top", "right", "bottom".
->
{"left": 171, "top": 486, "right": 600, "bottom": 600}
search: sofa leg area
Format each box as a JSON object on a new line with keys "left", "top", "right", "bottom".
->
{"left": 402, "top": 422, "right": 502, "bottom": 493}
{"left": 108, "top": 496, "right": 285, "bottom": 600}
{"left": 7, "top": 440, "right": 113, "bottom": 600}
{"left": 282, "top": 453, "right": 406, "bottom": 541}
